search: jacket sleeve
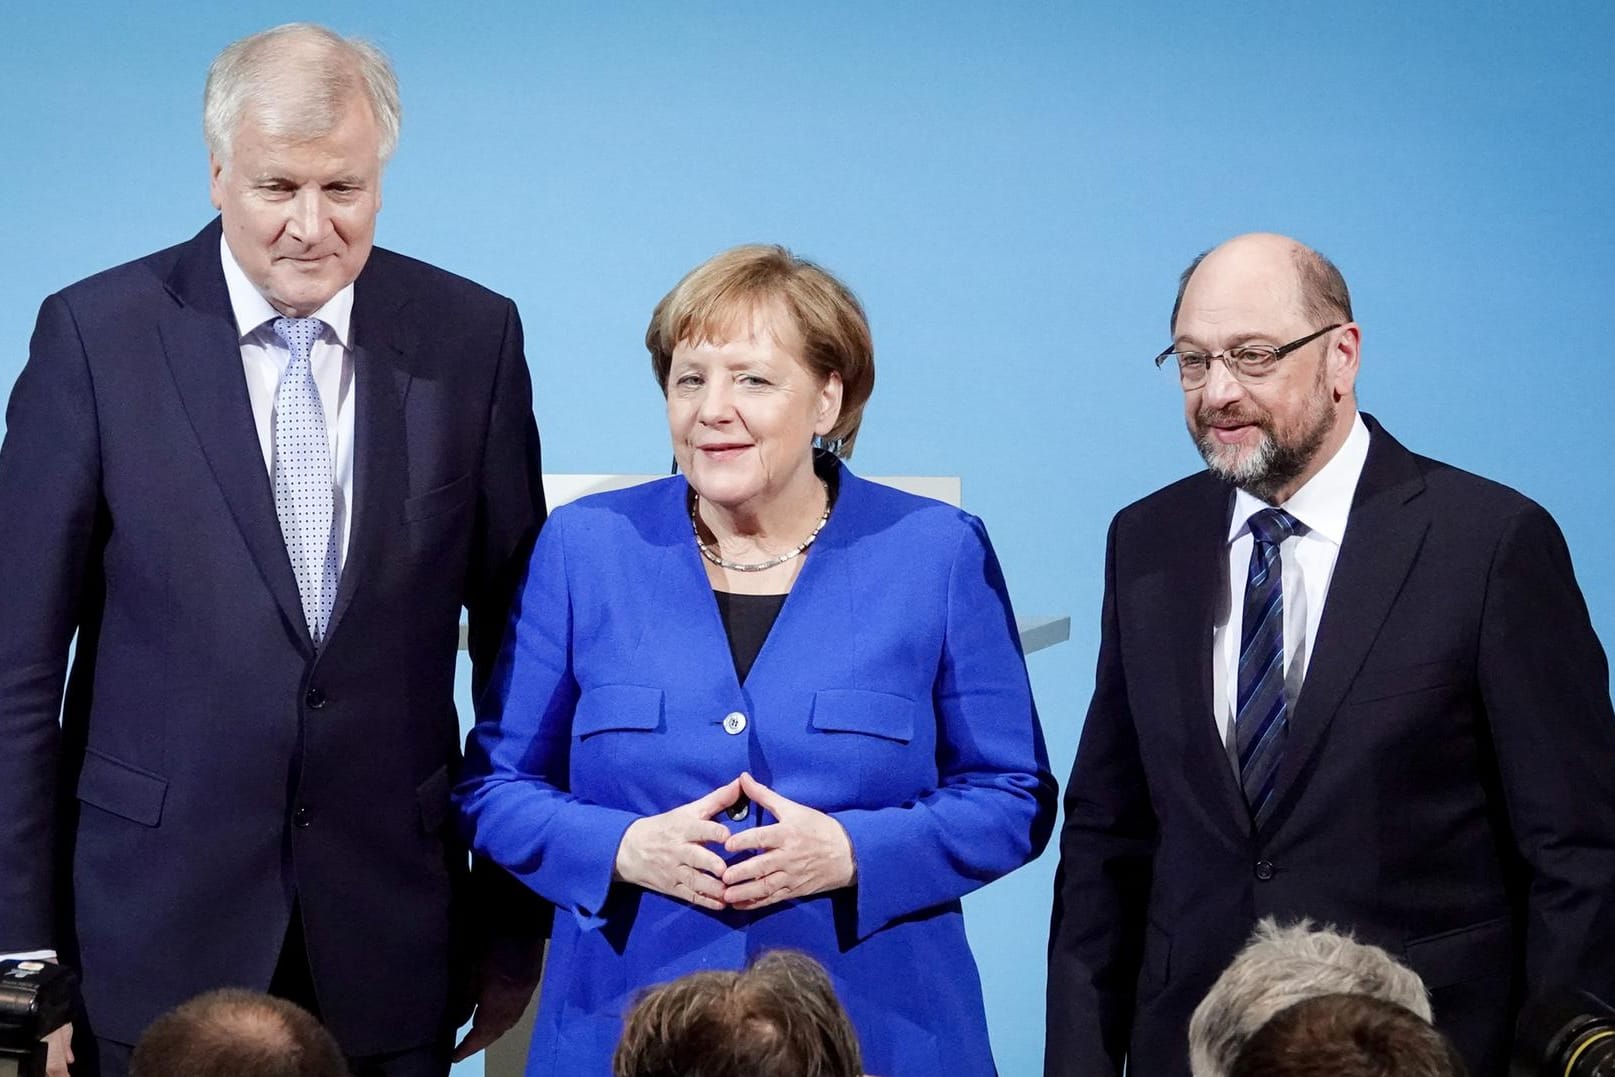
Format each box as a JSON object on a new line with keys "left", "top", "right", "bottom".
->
{"left": 460, "top": 297, "right": 553, "bottom": 978}
{"left": 830, "top": 514, "right": 1058, "bottom": 938}
{"left": 1044, "top": 514, "right": 1155, "bottom": 1077}
{"left": 465, "top": 298, "right": 547, "bottom": 692}
{"left": 1477, "top": 501, "right": 1615, "bottom": 1004}
{"left": 0, "top": 293, "right": 104, "bottom": 952}
{"left": 455, "top": 510, "right": 643, "bottom": 933}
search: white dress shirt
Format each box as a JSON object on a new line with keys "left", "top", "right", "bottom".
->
{"left": 220, "top": 234, "right": 356, "bottom": 568}
{"left": 1212, "top": 413, "right": 1372, "bottom": 764}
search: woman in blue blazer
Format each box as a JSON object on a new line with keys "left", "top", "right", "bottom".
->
{"left": 455, "top": 244, "right": 1057, "bottom": 1076}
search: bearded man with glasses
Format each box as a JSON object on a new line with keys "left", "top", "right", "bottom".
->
{"left": 1045, "top": 232, "right": 1615, "bottom": 1077}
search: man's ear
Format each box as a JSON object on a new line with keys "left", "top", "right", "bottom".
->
{"left": 1330, "top": 323, "right": 1361, "bottom": 401}
{"left": 209, "top": 154, "right": 226, "bottom": 212}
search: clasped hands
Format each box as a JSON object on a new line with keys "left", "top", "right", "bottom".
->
{"left": 613, "top": 772, "right": 855, "bottom": 911}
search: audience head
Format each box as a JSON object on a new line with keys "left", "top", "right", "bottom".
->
{"left": 130, "top": 989, "right": 348, "bottom": 1077}
{"left": 612, "top": 949, "right": 863, "bottom": 1077}
{"left": 1188, "top": 918, "right": 1432, "bottom": 1077}
{"left": 1229, "top": 993, "right": 1467, "bottom": 1077}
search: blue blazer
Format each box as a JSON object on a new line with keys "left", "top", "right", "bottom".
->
{"left": 457, "top": 462, "right": 1057, "bottom": 1076}
{"left": 0, "top": 220, "right": 547, "bottom": 1054}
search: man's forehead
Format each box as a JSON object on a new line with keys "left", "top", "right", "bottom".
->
{"left": 225, "top": 113, "right": 380, "bottom": 172}
{"left": 1176, "top": 258, "right": 1303, "bottom": 341}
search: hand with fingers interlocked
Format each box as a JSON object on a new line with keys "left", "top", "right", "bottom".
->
{"left": 721, "top": 772, "right": 856, "bottom": 910}
{"left": 614, "top": 777, "right": 744, "bottom": 911}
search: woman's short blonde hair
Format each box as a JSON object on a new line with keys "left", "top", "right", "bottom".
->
{"left": 646, "top": 244, "right": 875, "bottom": 456}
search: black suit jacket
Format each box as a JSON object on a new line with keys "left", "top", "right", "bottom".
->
{"left": 0, "top": 220, "right": 547, "bottom": 1054}
{"left": 1046, "top": 416, "right": 1615, "bottom": 1077}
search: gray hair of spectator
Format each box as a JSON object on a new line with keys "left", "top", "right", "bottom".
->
{"left": 204, "top": 23, "right": 401, "bottom": 165}
{"left": 612, "top": 949, "right": 863, "bottom": 1077}
{"left": 1170, "top": 240, "right": 1354, "bottom": 333}
{"left": 129, "top": 988, "right": 348, "bottom": 1077}
{"left": 1229, "top": 993, "right": 1468, "bottom": 1077}
{"left": 1187, "top": 918, "right": 1433, "bottom": 1077}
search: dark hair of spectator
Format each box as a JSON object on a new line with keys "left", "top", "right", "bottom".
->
{"left": 130, "top": 988, "right": 349, "bottom": 1077}
{"left": 1229, "top": 993, "right": 1468, "bottom": 1077}
{"left": 612, "top": 950, "right": 863, "bottom": 1077}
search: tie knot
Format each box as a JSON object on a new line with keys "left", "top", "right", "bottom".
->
{"left": 1247, "top": 507, "right": 1301, "bottom": 547}
{"left": 273, "top": 316, "right": 324, "bottom": 361}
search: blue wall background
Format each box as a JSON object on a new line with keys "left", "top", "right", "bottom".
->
{"left": 4, "top": 4, "right": 1612, "bottom": 1073}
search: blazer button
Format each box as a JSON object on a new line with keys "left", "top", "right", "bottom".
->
{"left": 1254, "top": 859, "right": 1275, "bottom": 881}
{"left": 293, "top": 807, "right": 311, "bottom": 829}
{"left": 723, "top": 712, "right": 747, "bottom": 735}
{"left": 305, "top": 686, "right": 326, "bottom": 710}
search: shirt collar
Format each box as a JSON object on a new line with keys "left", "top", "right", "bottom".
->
{"left": 1228, "top": 411, "right": 1371, "bottom": 546}
{"left": 218, "top": 233, "right": 354, "bottom": 349}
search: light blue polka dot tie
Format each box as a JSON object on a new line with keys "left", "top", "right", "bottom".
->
{"left": 272, "top": 316, "right": 339, "bottom": 645}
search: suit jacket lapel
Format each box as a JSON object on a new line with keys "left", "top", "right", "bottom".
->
{"left": 1166, "top": 478, "right": 1252, "bottom": 839}
{"left": 1262, "top": 417, "right": 1429, "bottom": 834}
{"left": 746, "top": 460, "right": 850, "bottom": 670}
{"left": 632, "top": 478, "right": 742, "bottom": 692}
{"left": 159, "top": 220, "right": 310, "bottom": 650}
{"left": 324, "top": 274, "right": 413, "bottom": 644}
{"left": 640, "top": 461, "right": 857, "bottom": 697}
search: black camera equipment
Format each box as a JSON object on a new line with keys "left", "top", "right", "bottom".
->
{"left": 0, "top": 960, "right": 76, "bottom": 1077}
{"left": 1513, "top": 988, "right": 1615, "bottom": 1077}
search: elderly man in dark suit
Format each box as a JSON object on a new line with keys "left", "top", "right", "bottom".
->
{"left": 1045, "top": 232, "right": 1615, "bottom": 1077}
{"left": 0, "top": 23, "right": 546, "bottom": 1077}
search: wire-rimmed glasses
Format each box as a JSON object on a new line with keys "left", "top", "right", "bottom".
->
{"left": 1154, "top": 324, "right": 1341, "bottom": 388}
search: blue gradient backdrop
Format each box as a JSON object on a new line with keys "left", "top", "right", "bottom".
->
{"left": 4, "top": 4, "right": 1612, "bottom": 1074}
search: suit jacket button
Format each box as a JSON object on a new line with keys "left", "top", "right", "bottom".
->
{"left": 1254, "top": 859, "right": 1275, "bottom": 881}
{"left": 293, "top": 807, "right": 311, "bottom": 829}
{"left": 723, "top": 712, "right": 747, "bottom": 735}
{"left": 305, "top": 687, "right": 326, "bottom": 710}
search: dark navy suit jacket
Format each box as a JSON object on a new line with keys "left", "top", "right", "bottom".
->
{"left": 1046, "top": 416, "right": 1615, "bottom": 1077}
{"left": 0, "top": 219, "right": 546, "bottom": 1054}
{"left": 456, "top": 463, "right": 1058, "bottom": 1076}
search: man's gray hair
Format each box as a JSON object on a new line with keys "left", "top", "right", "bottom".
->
{"left": 1188, "top": 918, "right": 1432, "bottom": 1077}
{"left": 204, "top": 22, "right": 401, "bottom": 165}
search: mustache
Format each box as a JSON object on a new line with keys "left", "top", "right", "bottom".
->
{"left": 1196, "top": 404, "right": 1268, "bottom": 428}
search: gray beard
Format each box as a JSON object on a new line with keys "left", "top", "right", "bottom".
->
{"left": 1194, "top": 384, "right": 1334, "bottom": 501}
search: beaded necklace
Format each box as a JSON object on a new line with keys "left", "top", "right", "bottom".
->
{"left": 692, "top": 479, "right": 832, "bottom": 573}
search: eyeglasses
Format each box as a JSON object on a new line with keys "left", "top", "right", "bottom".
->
{"left": 1154, "top": 324, "right": 1341, "bottom": 389}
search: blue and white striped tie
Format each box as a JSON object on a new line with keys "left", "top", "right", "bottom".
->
{"left": 272, "top": 316, "right": 339, "bottom": 645}
{"left": 1236, "top": 507, "right": 1302, "bottom": 828}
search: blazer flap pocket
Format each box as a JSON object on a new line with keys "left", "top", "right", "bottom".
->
{"left": 1141, "top": 917, "right": 1173, "bottom": 991}
{"left": 1405, "top": 916, "right": 1512, "bottom": 989}
{"left": 574, "top": 684, "right": 665, "bottom": 738}
{"left": 417, "top": 764, "right": 451, "bottom": 834}
{"left": 810, "top": 689, "right": 918, "bottom": 744}
{"left": 1346, "top": 660, "right": 1465, "bottom": 706}
{"left": 404, "top": 473, "right": 475, "bottom": 523}
{"left": 76, "top": 748, "right": 168, "bottom": 827}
